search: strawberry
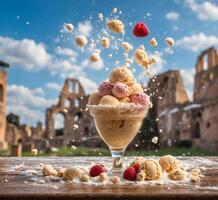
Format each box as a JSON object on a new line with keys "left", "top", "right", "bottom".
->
{"left": 123, "top": 166, "right": 137, "bottom": 181}
{"left": 130, "top": 158, "right": 144, "bottom": 172}
{"left": 133, "top": 22, "right": 149, "bottom": 37}
{"left": 89, "top": 164, "right": 106, "bottom": 177}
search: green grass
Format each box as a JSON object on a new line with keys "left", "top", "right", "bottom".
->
{"left": 0, "top": 147, "right": 217, "bottom": 157}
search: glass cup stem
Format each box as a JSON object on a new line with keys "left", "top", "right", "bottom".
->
{"left": 110, "top": 149, "right": 125, "bottom": 174}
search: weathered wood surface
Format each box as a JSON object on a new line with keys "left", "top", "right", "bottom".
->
{"left": 0, "top": 157, "right": 217, "bottom": 200}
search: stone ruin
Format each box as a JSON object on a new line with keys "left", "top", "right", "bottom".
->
{"left": 147, "top": 47, "right": 218, "bottom": 151}
{"left": 45, "top": 78, "right": 102, "bottom": 148}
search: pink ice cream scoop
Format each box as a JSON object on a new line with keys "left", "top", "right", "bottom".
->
{"left": 98, "top": 81, "right": 113, "bottom": 97}
{"left": 130, "top": 92, "right": 152, "bottom": 106}
{"left": 112, "top": 82, "right": 130, "bottom": 99}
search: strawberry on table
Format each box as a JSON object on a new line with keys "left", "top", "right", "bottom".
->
{"left": 89, "top": 164, "right": 106, "bottom": 177}
{"left": 123, "top": 166, "right": 137, "bottom": 181}
{"left": 130, "top": 157, "right": 145, "bottom": 172}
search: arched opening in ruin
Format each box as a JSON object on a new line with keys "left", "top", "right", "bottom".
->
{"left": 192, "top": 122, "right": 200, "bottom": 139}
{"left": 75, "top": 82, "right": 80, "bottom": 94}
{"left": 0, "top": 84, "right": 3, "bottom": 102}
{"left": 75, "top": 98, "right": 80, "bottom": 107}
{"left": 69, "top": 81, "right": 74, "bottom": 93}
{"left": 64, "top": 99, "right": 71, "bottom": 108}
{"left": 203, "top": 55, "right": 208, "bottom": 71}
{"left": 84, "top": 126, "right": 89, "bottom": 135}
{"left": 54, "top": 113, "right": 65, "bottom": 136}
{"left": 74, "top": 112, "right": 83, "bottom": 122}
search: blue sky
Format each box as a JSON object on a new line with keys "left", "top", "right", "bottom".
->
{"left": 1, "top": 0, "right": 218, "bottom": 126}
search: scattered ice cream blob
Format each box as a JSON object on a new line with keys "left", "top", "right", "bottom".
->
{"left": 98, "top": 13, "right": 104, "bottom": 21}
{"left": 159, "top": 155, "right": 180, "bottom": 172}
{"left": 112, "top": 8, "right": 118, "bottom": 14}
{"left": 134, "top": 45, "right": 150, "bottom": 68}
{"left": 139, "top": 160, "right": 162, "bottom": 180}
{"left": 31, "top": 148, "right": 38, "bottom": 156}
{"left": 108, "top": 53, "right": 113, "bottom": 58}
{"left": 165, "top": 37, "right": 175, "bottom": 47}
{"left": 101, "top": 37, "right": 110, "bottom": 48}
{"left": 64, "top": 23, "right": 74, "bottom": 32}
{"left": 107, "top": 19, "right": 125, "bottom": 34}
{"left": 75, "top": 35, "right": 88, "bottom": 47}
{"left": 151, "top": 136, "right": 158, "bottom": 144}
{"left": 90, "top": 52, "right": 101, "bottom": 62}
{"left": 168, "top": 168, "right": 186, "bottom": 181}
{"left": 122, "top": 42, "right": 133, "bottom": 52}
{"left": 149, "top": 37, "right": 158, "bottom": 47}
{"left": 73, "top": 124, "right": 79, "bottom": 130}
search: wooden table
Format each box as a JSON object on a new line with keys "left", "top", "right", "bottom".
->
{"left": 0, "top": 157, "right": 217, "bottom": 200}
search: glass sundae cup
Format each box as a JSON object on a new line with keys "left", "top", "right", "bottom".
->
{"left": 88, "top": 103, "right": 150, "bottom": 173}
{"left": 87, "top": 66, "right": 152, "bottom": 173}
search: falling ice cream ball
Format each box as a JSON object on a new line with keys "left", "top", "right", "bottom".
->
{"left": 98, "top": 13, "right": 103, "bottom": 21}
{"left": 151, "top": 136, "right": 158, "bottom": 144}
{"left": 98, "top": 81, "right": 114, "bottom": 97}
{"left": 75, "top": 35, "right": 88, "bottom": 47}
{"left": 130, "top": 92, "right": 151, "bottom": 107}
{"left": 112, "top": 8, "right": 118, "bottom": 13}
{"left": 149, "top": 37, "right": 158, "bottom": 47}
{"left": 165, "top": 37, "right": 175, "bottom": 47}
{"left": 31, "top": 148, "right": 38, "bottom": 156}
{"left": 134, "top": 45, "right": 150, "bottom": 68}
{"left": 122, "top": 42, "right": 133, "bottom": 52}
{"left": 64, "top": 23, "right": 74, "bottom": 32}
{"left": 112, "top": 82, "right": 130, "bottom": 99}
{"left": 133, "top": 22, "right": 149, "bottom": 37}
{"left": 90, "top": 52, "right": 101, "bottom": 62}
{"left": 107, "top": 19, "right": 125, "bottom": 34}
{"left": 101, "top": 37, "right": 110, "bottom": 48}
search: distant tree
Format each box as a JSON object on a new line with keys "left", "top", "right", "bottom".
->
{"left": 0, "top": 61, "right": 9, "bottom": 68}
{"left": 7, "top": 113, "right": 20, "bottom": 126}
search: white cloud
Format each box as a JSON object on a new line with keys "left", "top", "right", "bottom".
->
{"left": 46, "top": 82, "right": 62, "bottom": 91}
{"left": 180, "top": 68, "right": 195, "bottom": 100}
{"left": 50, "top": 60, "right": 85, "bottom": 78}
{"left": 165, "top": 12, "right": 180, "bottom": 20}
{"left": 81, "top": 59, "right": 104, "bottom": 70}
{"left": 55, "top": 47, "right": 78, "bottom": 63}
{"left": 0, "top": 36, "right": 51, "bottom": 70}
{"left": 176, "top": 33, "right": 218, "bottom": 51}
{"left": 31, "top": 87, "right": 45, "bottom": 96}
{"left": 78, "top": 76, "right": 98, "bottom": 94}
{"left": 185, "top": 0, "right": 218, "bottom": 21}
{"left": 7, "top": 84, "right": 57, "bottom": 125}
{"left": 77, "top": 20, "right": 93, "bottom": 37}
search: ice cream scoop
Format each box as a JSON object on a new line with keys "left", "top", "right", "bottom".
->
{"left": 88, "top": 91, "right": 101, "bottom": 105}
{"left": 131, "top": 83, "right": 144, "bottom": 94}
{"left": 109, "top": 66, "right": 135, "bottom": 86}
{"left": 139, "top": 160, "right": 162, "bottom": 180}
{"left": 112, "top": 82, "right": 130, "bottom": 99}
{"left": 107, "top": 19, "right": 125, "bottom": 34}
{"left": 98, "top": 81, "right": 113, "bottom": 97}
{"left": 130, "top": 92, "right": 151, "bottom": 107}
{"left": 159, "top": 155, "right": 180, "bottom": 172}
{"left": 99, "top": 95, "right": 120, "bottom": 105}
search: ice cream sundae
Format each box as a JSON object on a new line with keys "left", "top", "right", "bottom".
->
{"left": 87, "top": 66, "right": 152, "bottom": 172}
